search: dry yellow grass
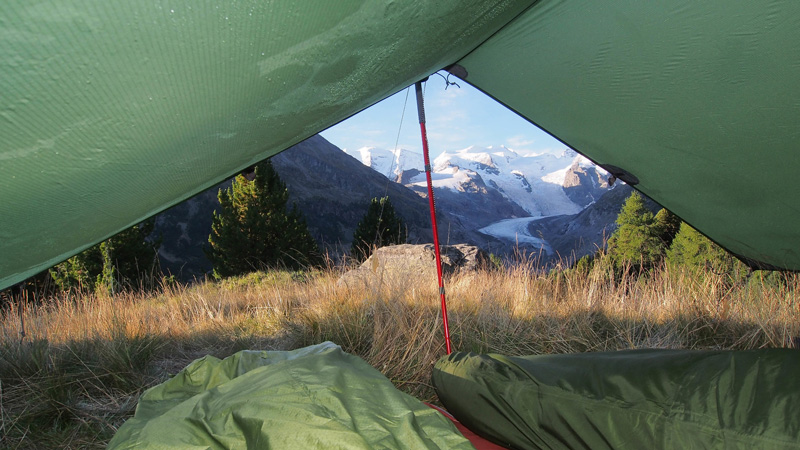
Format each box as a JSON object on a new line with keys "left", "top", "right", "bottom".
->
{"left": 1, "top": 263, "right": 798, "bottom": 448}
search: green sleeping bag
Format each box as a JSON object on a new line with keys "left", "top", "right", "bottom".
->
{"left": 433, "top": 349, "right": 800, "bottom": 449}
{"left": 109, "top": 342, "right": 474, "bottom": 449}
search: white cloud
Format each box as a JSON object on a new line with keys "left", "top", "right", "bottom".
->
{"left": 506, "top": 135, "right": 536, "bottom": 149}
{"left": 432, "top": 108, "right": 468, "bottom": 125}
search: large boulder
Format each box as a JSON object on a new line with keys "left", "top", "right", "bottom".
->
{"left": 339, "top": 244, "right": 490, "bottom": 287}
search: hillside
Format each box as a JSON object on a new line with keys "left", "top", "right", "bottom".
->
{"left": 151, "top": 135, "right": 642, "bottom": 279}
{"left": 526, "top": 184, "right": 661, "bottom": 262}
{"left": 272, "top": 135, "right": 497, "bottom": 251}
{"left": 151, "top": 135, "right": 503, "bottom": 280}
{"left": 347, "top": 144, "right": 627, "bottom": 261}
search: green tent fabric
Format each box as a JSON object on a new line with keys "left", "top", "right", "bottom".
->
{"left": 456, "top": 1, "right": 800, "bottom": 271}
{"left": 108, "top": 342, "right": 475, "bottom": 449}
{"left": 3, "top": 1, "right": 800, "bottom": 288}
{"left": 0, "top": 0, "right": 531, "bottom": 289}
{"left": 433, "top": 349, "right": 800, "bottom": 449}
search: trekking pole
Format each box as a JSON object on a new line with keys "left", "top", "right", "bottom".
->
{"left": 415, "top": 79, "right": 452, "bottom": 355}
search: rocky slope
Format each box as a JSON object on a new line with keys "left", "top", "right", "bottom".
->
{"left": 271, "top": 135, "right": 497, "bottom": 252}
{"left": 348, "top": 145, "right": 611, "bottom": 219}
{"left": 152, "top": 135, "right": 639, "bottom": 279}
{"left": 347, "top": 144, "right": 619, "bottom": 260}
{"left": 151, "top": 135, "right": 504, "bottom": 279}
{"left": 526, "top": 184, "right": 662, "bottom": 262}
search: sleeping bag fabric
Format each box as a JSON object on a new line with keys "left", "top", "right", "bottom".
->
{"left": 109, "top": 342, "right": 475, "bottom": 449}
{"left": 433, "top": 349, "right": 800, "bottom": 449}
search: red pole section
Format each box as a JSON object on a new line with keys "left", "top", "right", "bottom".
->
{"left": 415, "top": 80, "right": 452, "bottom": 355}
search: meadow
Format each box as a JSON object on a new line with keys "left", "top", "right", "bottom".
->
{"left": 1, "top": 261, "right": 797, "bottom": 449}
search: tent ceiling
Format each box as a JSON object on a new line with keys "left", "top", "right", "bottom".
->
{"left": 0, "top": 0, "right": 532, "bottom": 289}
{"left": 460, "top": 0, "right": 800, "bottom": 269}
{"left": 459, "top": 0, "right": 800, "bottom": 270}
{"left": 2, "top": 0, "right": 799, "bottom": 290}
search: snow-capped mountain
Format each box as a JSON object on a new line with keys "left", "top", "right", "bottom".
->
{"left": 420, "top": 146, "right": 579, "bottom": 217}
{"left": 153, "top": 136, "right": 500, "bottom": 279}
{"left": 151, "top": 136, "right": 625, "bottom": 279}
{"left": 348, "top": 145, "right": 610, "bottom": 219}
{"left": 344, "top": 147, "right": 424, "bottom": 180}
{"left": 343, "top": 144, "right": 615, "bottom": 259}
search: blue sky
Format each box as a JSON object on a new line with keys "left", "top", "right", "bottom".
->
{"left": 321, "top": 76, "right": 566, "bottom": 157}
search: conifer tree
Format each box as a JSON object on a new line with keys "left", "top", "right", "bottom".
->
{"left": 572, "top": 253, "right": 596, "bottom": 274}
{"left": 666, "top": 222, "right": 747, "bottom": 281}
{"left": 206, "top": 160, "right": 320, "bottom": 278}
{"left": 606, "top": 192, "right": 664, "bottom": 273}
{"left": 350, "top": 196, "right": 406, "bottom": 263}
{"left": 97, "top": 240, "right": 116, "bottom": 294}
{"left": 654, "top": 208, "right": 682, "bottom": 248}
{"left": 49, "top": 220, "right": 160, "bottom": 292}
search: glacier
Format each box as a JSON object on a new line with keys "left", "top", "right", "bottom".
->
{"left": 343, "top": 144, "right": 611, "bottom": 252}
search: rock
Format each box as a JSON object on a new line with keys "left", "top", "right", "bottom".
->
{"left": 338, "top": 244, "right": 490, "bottom": 287}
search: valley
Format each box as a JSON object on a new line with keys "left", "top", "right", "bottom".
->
{"left": 151, "top": 135, "right": 631, "bottom": 279}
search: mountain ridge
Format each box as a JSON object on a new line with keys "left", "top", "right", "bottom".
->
{"left": 345, "top": 145, "right": 611, "bottom": 219}
{"left": 345, "top": 143, "right": 622, "bottom": 262}
{"left": 151, "top": 135, "right": 631, "bottom": 279}
{"left": 152, "top": 135, "right": 505, "bottom": 279}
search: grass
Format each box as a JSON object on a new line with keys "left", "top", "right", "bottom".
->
{"left": 1, "top": 261, "right": 798, "bottom": 448}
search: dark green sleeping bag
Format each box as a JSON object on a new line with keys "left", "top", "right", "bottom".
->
{"left": 432, "top": 349, "right": 800, "bottom": 449}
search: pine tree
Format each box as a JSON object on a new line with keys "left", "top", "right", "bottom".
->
{"left": 350, "top": 196, "right": 406, "bottom": 263}
{"left": 666, "top": 222, "right": 747, "bottom": 282}
{"left": 654, "top": 208, "right": 682, "bottom": 248}
{"left": 49, "top": 220, "right": 160, "bottom": 292}
{"left": 606, "top": 192, "right": 664, "bottom": 273}
{"left": 206, "top": 160, "right": 320, "bottom": 278}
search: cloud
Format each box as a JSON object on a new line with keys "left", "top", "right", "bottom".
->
{"left": 428, "top": 128, "right": 473, "bottom": 151}
{"left": 506, "top": 134, "right": 536, "bottom": 152}
{"left": 506, "top": 135, "right": 536, "bottom": 149}
{"left": 427, "top": 83, "right": 468, "bottom": 110}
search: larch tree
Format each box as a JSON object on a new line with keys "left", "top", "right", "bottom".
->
{"left": 49, "top": 220, "right": 160, "bottom": 292}
{"left": 606, "top": 191, "right": 664, "bottom": 273}
{"left": 666, "top": 222, "right": 748, "bottom": 282}
{"left": 654, "top": 208, "right": 682, "bottom": 249}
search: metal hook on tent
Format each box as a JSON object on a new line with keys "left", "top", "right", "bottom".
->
{"left": 601, "top": 164, "right": 639, "bottom": 186}
{"left": 433, "top": 71, "right": 461, "bottom": 90}
{"left": 414, "top": 79, "right": 452, "bottom": 355}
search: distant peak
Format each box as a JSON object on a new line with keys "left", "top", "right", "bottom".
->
{"left": 560, "top": 148, "right": 578, "bottom": 158}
